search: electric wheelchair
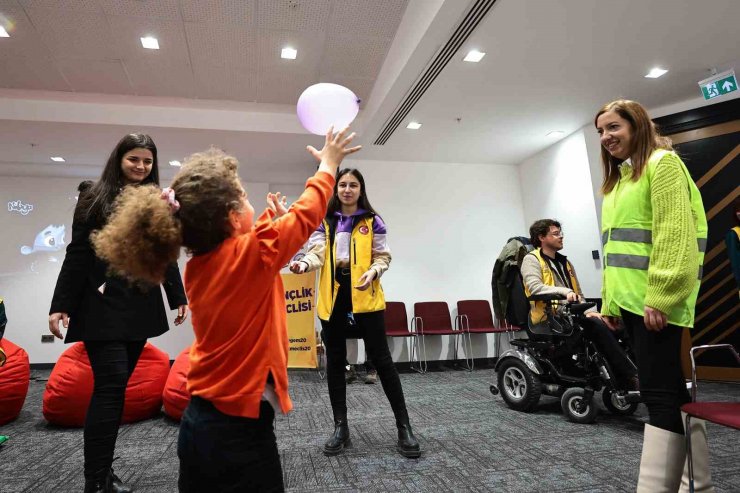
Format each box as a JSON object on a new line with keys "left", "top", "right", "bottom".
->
{"left": 490, "top": 293, "right": 641, "bottom": 423}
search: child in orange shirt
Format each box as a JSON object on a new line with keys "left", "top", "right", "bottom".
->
{"left": 92, "top": 127, "right": 360, "bottom": 492}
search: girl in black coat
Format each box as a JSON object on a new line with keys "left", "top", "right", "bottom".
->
{"left": 49, "top": 134, "right": 188, "bottom": 493}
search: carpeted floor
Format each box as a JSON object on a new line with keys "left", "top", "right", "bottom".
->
{"left": 1, "top": 367, "right": 739, "bottom": 492}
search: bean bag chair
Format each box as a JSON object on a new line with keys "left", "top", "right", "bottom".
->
{"left": 0, "top": 339, "right": 30, "bottom": 425}
{"left": 42, "top": 342, "right": 169, "bottom": 426}
{"left": 162, "top": 346, "right": 191, "bottom": 421}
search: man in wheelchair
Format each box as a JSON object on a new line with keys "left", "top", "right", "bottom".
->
{"left": 521, "top": 219, "right": 639, "bottom": 391}
{"left": 491, "top": 219, "right": 640, "bottom": 422}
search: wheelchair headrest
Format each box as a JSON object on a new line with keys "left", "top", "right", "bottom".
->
{"left": 568, "top": 302, "right": 596, "bottom": 315}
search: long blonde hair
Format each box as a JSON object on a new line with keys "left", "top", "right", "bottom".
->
{"left": 594, "top": 99, "right": 673, "bottom": 194}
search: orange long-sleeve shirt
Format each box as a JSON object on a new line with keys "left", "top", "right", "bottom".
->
{"left": 184, "top": 172, "right": 335, "bottom": 418}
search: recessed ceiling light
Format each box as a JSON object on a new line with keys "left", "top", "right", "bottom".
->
{"left": 51, "top": 156, "right": 65, "bottom": 162}
{"left": 141, "top": 36, "right": 159, "bottom": 50}
{"left": 281, "top": 47, "right": 297, "bottom": 60}
{"left": 463, "top": 50, "right": 486, "bottom": 62}
{"left": 645, "top": 67, "right": 668, "bottom": 79}
{"left": 406, "top": 122, "right": 422, "bottom": 130}
{"left": 0, "top": 27, "right": 9, "bottom": 38}
{"left": 546, "top": 131, "right": 565, "bottom": 138}
{"left": 169, "top": 160, "right": 181, "bottom": 167}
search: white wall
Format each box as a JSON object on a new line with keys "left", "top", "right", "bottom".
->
{"left": 342, "top": 158, "right": 527, "bottom": 363}
{"left": 584, "top": 124, "right": 606, "bottom": 228}
{"left": 0, "top": 175, "right": 273, "bottom": 364}
{"left": 517, "top": 130, "right": 603, "bottom": 297}
{"left": 3, "top": 161, "right": 527, "bottom": 365}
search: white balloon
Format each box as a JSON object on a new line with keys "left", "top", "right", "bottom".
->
{"left": 297, "top": 83, "right": 360, "bottom": 135}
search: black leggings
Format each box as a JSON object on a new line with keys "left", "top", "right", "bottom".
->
{"left": 83, "top": 340, "right": 146, "bottom": 481}
{"left": 321, "top": 269, "right": 409, "bottom": 424}
{"left": 621, "top": 310, "right": 690, "bottom": 434}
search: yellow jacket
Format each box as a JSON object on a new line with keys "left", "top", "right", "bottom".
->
{"left": 302, "top": 213, "right": 390, "bottom": 321}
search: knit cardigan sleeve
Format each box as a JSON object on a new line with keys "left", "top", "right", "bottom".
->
{"left": 644, "top": 153, "right": 698, "bottom": 314}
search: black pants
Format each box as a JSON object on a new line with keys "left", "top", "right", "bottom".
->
{"left": 621, "top": 309, "right": 690, "bottom": 434}
{"left": 83, "top": 340, "right": 146, "bottom": 481}
{"left": 321, "top": 269, "right": 409, "bottom": 424}
{"left": 580, "top": 316, "right": 637, "bottom": 383}
{"left": 178, "top": 397, "right": 284, "bottom": 493}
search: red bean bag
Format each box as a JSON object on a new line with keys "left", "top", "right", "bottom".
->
{"left": 42, "top": 342, "right": 170, "bottom": 427}
{"left": 163, "top": 346, "right": 191, "bottom": 421}
{"left": 0, "top": 339, "right": 30, "bottom": 425}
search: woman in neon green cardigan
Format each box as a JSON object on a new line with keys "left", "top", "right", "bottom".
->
{"left": 595, "top": 100, "right": 713, "bottom": 493}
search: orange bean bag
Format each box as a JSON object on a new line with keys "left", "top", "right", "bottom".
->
{"left": 0, "top": 339, "right": 30, "bottom": 425}
{"left": 163, "top": 346, "right": 191, "bottom": 421}
{"left": 42, "top": 342, "right": 170, "bottom": 427}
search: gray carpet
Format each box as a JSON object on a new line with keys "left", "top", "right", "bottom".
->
{"left": 1, "top": 367, "right": 739, "bottom": 492}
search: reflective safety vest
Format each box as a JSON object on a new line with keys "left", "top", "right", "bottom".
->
{"left": 317, "top": 216, "right": 385, "bottom": 321}
{"left": 601, "top": 149, "right": 708, "bottom": 327}
{"left": 524, "top": 248, "right": 580, "bottom": 324}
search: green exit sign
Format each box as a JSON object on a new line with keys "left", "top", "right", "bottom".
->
{"left": 699, "top": 70, "right": 737, "bottom": 100}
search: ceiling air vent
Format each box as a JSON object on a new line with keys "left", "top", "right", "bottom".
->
{"left": 373, "top": 0, "right": 498, "bottom": 145}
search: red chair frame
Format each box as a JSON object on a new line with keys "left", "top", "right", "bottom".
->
{"left": 682, "top": 344, "right": 740, "bottom": 493}
{"left": 413, "top": 302, "right": 468, "bottom": 373}
{"left": 385, "top": 301, "right": 423, "bottom": 373}
{"left": 455, "top": 299, "right": 510, "bottom": 371}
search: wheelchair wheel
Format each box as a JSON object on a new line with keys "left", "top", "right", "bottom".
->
{"left": 497, "top": 358, "right": 542, "bottom": 412}
{"left": 602, "top": 389, "right": 638, "bottom": 416}
{"left": 561, "top": 387, "right": 598, "bottom": 424}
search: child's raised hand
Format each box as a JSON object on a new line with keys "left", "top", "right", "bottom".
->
{"left": 307, "top": 126, "right": 362, "bottom": 174}
{"left": 266, "top": 192, "right": 289, "bottom": 217}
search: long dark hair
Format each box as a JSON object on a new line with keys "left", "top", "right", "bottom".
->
{"left": 80, "top": 133, "right": 159, "bottom": 223}
{"left": 326, "top": 168, "right": 378, "bottom": 217}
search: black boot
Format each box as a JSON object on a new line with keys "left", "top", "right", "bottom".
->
{"left": 108, "top": 467, "right": 133, "bottom": 493}
{"left": 84, "top": 473, "right": 111, "bottom": 493}
{"left": 396, "top": 420, "right": 421, "bottom": 458}
{"left": 323, "top": 416, "right": 351, "bottom": 456}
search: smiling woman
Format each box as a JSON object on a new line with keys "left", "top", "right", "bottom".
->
{"left": 47, "top": 133, "right": 188, "bottom": 493}
{"left": 80, "top": 134, "right": 161, "bottom": 223}
{"left": 120, "top": 148, "right": 154, "bottom": 185}
{"left": 595, "top": 99, "right": 711, "bottom": 492}
{"left": 291, "top": 167, "right": 421, "bottom": 460}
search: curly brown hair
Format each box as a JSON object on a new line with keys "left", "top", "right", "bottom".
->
{"left": 93, "top": 148, "right": 245, "bottom": 284}
{"left": 529, "top": 219, "right": 561, "bottom": 248}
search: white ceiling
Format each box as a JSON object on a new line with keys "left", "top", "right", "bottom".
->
{"left": 1, "top": 0, "right": 739, "bottom": 184}
{"left": 358, "top": 0, "right": 740, "bottom": 164}
{"left": 0, "top": 0, "right": 406, "bottom": 104}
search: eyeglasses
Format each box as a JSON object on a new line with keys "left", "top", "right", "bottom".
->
{"left": 548, "top": 230, "right": 564, "bottom": 238}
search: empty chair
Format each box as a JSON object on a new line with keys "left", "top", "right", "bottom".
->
{"left": 456, "top": 299, "right": 511, "bottom": 370}
{"left": 385, "top": 301, "right": 422, "bottom": 373}
{"left": 413, "top": 302, "right": 468, "bottom": 372}
{"left": 681, "top": 344, "right": 740, "bottom": 493}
